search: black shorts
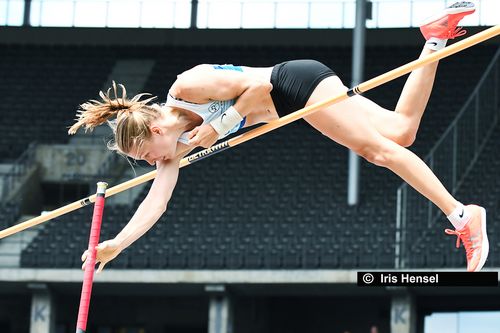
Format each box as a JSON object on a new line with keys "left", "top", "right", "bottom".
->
{"left": 270, "top": 59, "right": 337, "bottom": 118}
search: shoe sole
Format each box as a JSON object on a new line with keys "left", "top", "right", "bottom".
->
{"left": 473, "top": 206, "right": 489, "bottom": 272}
{"left": 420, "top": 3, "right": 475, "bottom": 26}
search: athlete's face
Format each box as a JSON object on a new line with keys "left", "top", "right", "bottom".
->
{"left": 128, "top": 125, "right": 179, "bottom": 166}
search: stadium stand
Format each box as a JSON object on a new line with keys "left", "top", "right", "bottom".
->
{"left": 11, "top": 43, "right": 498, "bottom": 269}
{"left": 0, "top": 203, "right": 20, "bottom": 231}
{"left": 0, "top": 45, "right": 115, "bottom": 161}
{"left": 405, "top": 121, "right": 500, "bottom": 269}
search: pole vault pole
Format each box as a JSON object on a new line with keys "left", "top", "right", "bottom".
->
{"left": 0, "top": 25, "right": 498, "bottom": 239}
{"left": 75, "top": 182, "right": 108, "bottom": 333}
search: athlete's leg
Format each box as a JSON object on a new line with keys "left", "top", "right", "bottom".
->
{"left": 304, "top": 74, "right": 487, "bottom": 271}
{"left": 358, "top": 47, "right": 438, "bottom": 147}
{"left": 354, "top": 1, "right": 476, "bottom": 147}
{"left": 304, "top": 76, "right": 457, "bottom": 215}
{"left": 340, "top": 46, "right": 438, "bottom": 148}
{"left": 393, "top": 47, "right": 438, "bottom": 140}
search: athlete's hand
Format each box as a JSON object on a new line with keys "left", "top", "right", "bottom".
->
{"left": 81, "top": 238, "right": 122, "bottom": 274}
{"left": 188, "top": 124, "right": 219, "bottom": 148}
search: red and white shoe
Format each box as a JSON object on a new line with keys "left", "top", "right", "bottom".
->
{"left": 445, "top": 205, "right": 489, "bottom": 272}
{"left": 420, "top": 1, "right": 475, "bottom": 40}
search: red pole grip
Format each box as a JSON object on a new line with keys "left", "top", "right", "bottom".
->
{"left": 76, "top": 182, "right": 108, "bottom": 333}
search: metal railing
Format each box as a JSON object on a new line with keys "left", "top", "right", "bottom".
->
{"left": 0, "top": 142, "right": 38, "bottom": 201}
{"left": 0, "top": 144, "right": 38, "bottom": 268}
{"left": 395, "top": 47, "right": 500, "bottom": 269}
{"left": 2, "top": 0, "right": 498, "bottom": 28}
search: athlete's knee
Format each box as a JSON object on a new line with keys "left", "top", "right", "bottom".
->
{"left": 354, "top": 141, "right": 398, "bottom": 167}
{"left": 394, "top": 116, "right": 417, "bottom": 147}
{"left": 397, "top": 131, "right": 416, "bottom": 148}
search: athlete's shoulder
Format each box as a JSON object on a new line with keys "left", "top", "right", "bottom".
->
{"left": 172, "top": 65, "right": 212, "bottom": 95}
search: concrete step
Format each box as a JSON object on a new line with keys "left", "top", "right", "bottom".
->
{"left": 0, "top": 215, "right": 44, "bottom": 268}
{"left": 0, "top": 164, "right": 13, "bottom": 173}
{"left": 0, "top": 255, "right": 19, "bottom": 267}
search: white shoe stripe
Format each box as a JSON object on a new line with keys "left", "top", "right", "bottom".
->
{"left": 474, "top": 207, "right": 488, "bottom": 272}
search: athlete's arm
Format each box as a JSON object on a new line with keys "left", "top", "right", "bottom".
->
{"left": 113, "top": 142, "right": 194, "bottom": 250}
{"left": 171, "top": 65, "right": 272, "bottom": 148}
{"left": 118, "top": 164, "right": 176, "bottom": 241}
{"left": 170, "top": 64, "right": 273, "bottom": 118}
{"left": 81, "top": 146, "right": 193, "bottom": 272}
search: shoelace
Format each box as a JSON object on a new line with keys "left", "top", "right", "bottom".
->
{"left": 445, "top": 228, "right": 473, "bottom": 260}
{"left": 448, "top": 26, "right": 467, "bottom": 39}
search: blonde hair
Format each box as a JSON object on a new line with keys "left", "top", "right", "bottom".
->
{"left": 68, "top": 82, "right": 161, "bottom": 155}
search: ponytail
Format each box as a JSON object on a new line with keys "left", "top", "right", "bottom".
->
{"left": 68, "top": 81, "right": 156, "bottom": 135}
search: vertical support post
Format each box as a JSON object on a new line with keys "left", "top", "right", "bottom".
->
{"left": 401, "top": 186, "right": 407, "bottom": 269}
{"left": 348, "top": 0, "right": 367, "bottom": 206}
{"left": 206, "top": 285, "right": 233, "bottom": 333}
{"left": 475, "top": 94, "right": 479, "bottom": 151}
{"left": 452, "top": 126, "right": 457, "bottom": 193}
{"left": 427, "top": 155, "right": 434, "bottom": 228}
{"left": 391, "top": 291, "right": 416, "bottom": 333}
{"left": 23, "top": 0, "right": 32, "bottom": 27}
{"left": 495, "top": 62, "right": 499, "bottom": 115}
{"left": 395, "top": 187, "right": 402, "bottom": 269}
{"left": 29, "top": 284, "right": 55, "bottom": 333}
{"left": 190, "top": 0, "right": 199, "bottom": 29}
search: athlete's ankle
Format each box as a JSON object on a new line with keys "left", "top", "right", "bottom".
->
{"left": 447, "top": 202, "right": 471, "bottom": 230}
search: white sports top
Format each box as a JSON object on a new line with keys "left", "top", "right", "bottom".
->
{"left": 165, "top": 64, "right": 247, "bottom": 145}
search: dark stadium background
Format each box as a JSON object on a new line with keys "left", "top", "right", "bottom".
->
{"left": 0, "top": 1, "right": 499, "bottom": 332}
